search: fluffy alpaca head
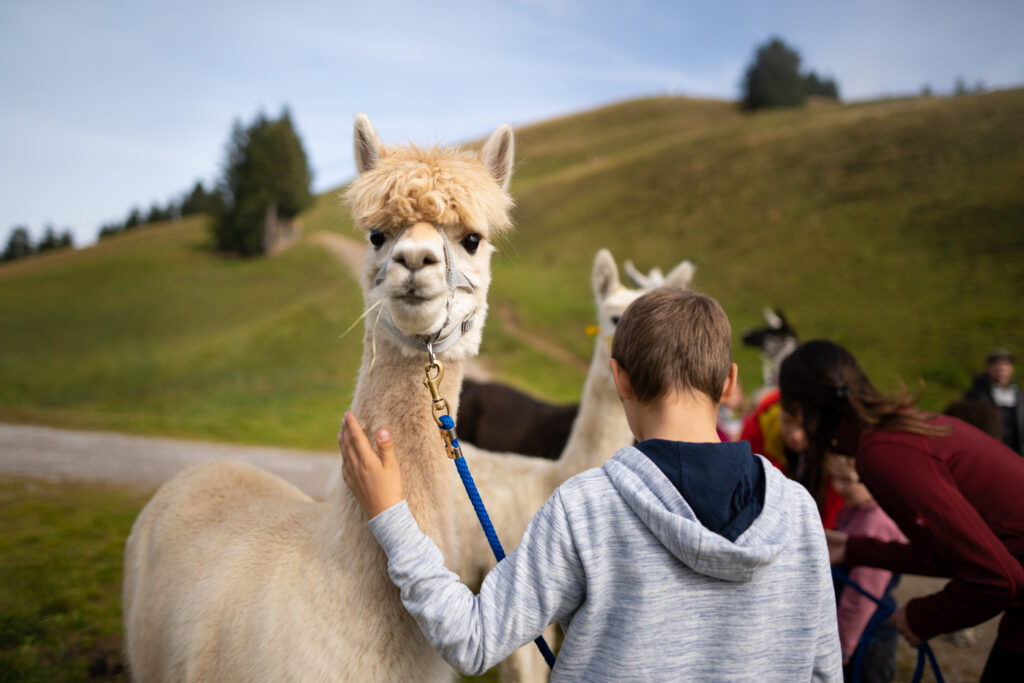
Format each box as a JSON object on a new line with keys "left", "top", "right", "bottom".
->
{"left": 345, "top": 114, "right": 515, "bottom": 360}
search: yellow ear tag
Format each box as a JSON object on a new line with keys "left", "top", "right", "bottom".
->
{"left": 585, "top": 324, "right": 599, "bottom": 337}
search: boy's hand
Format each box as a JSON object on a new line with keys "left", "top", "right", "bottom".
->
{"left": 824, "top": 529, "right": 848, "bottom": 565}
{"left": 339, "top": 412, "right": 404, "bottom": 518}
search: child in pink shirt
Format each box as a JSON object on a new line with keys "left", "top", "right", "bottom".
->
{"left": 829, "top": 454, "right": 906, "bottom": 682}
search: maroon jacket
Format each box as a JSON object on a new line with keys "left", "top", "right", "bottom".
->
{"left": 841, "top": 414, "right": 1024, "bottom": 652}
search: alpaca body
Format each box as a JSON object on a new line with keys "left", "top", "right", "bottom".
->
{"left": 457, "top": 379, "right": 578, "bottom": 459}
{"left": 123, "top": 115, "right": 515, "bottom": 682}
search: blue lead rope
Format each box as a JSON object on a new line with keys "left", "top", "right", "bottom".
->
{"left": 832, "top": 568, "right": 944, "bottom": 683}
{"left": 440, "top": 414, "right": 558, "bottom": 670}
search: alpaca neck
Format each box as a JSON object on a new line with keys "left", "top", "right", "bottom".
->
{"left": 554, "top": 346, "right": 633, "bottom": 482}
{"left": 330, "top": 333, "right": 463, "bottom": 564}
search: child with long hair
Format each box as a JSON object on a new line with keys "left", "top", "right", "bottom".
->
{"left": 779, "top": 340, "right": 1024, "bottom": 682}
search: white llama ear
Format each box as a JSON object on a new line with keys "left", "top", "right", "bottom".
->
{"left": 592, "top": 249, "right": 620, "bottom": 301}
{"left": 664, "top": 260, "right": 696, "bottom": 289}
{"left": 622, "top": 260, "right": 649, "bottom": 289}
{"left": 763, "top": 307, "right": 783, "bottom": 329}
{"left": 481, "top": 124, "right": 515, "bottom": 190}
{"left": 353, "top": 113, "right": 383, "bottom": 174}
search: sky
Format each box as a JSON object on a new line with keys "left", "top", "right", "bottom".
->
{"left": 2, "top": 0, "right": 1022, "bottom": 247}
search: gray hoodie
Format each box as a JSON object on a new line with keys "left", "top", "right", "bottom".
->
{"left": 369, "top": 447, "right": 842, "bottom": 681}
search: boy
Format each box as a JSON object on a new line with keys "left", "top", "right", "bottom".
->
{"left": 828, "top": 453, "right": 905, "bottom": 682}
{"left": 341, "top": 287, "right": 841, "bottom": 681}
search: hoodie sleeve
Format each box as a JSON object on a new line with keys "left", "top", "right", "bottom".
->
{"left": 368, "top": 493, "right": 585, "bottom": 676}
{"left": 811, "top": 522, "right": 844, "bottom": 681}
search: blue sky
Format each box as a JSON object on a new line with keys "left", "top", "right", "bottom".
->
{"left": 2, "top": 0, "right": 1021, "bottom": 247}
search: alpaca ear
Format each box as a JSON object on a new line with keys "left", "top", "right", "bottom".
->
{"left": 664, "top": 260, "right": 696, "bottom": 289}
{"left": 763, "top": 307, "right": 783, "bottom": 329}
{"left": 592, "top": 249, "right": 619, "bottom": 301}
{"left": 353, "top": 113, "right": 382, "bottom": 174}
{"left": 622, "top": 260, "right": 648, "bottom": 289}
{"left": 481, "top": 124, "right": 515, "bottom": 189}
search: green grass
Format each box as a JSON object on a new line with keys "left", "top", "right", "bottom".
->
{"left": 3, "top": 92, "right": 1022, "bottom": 442}
{"left": 0, "top": 477, "right": 501, "bottom": 682}
{"left": 0, "top": 217, "right": 364, "bottom": 450}
{"left": 486, "top": 90, "right": 1024, "bottom": 406}
{"left": 0, "top": 478, "right": 149, "bottom": 682}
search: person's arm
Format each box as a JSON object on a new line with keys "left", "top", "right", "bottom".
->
{"left": 844, "top": 536, "right": 948, "bottom": 576}
{"left": 340, "top": 412, "right": 584, "bottom": 675}
{"left": 852, "top": 438, "right": 1024, "bottom": 640}
{"left": 370, "top": 491, "right": 584, "bottom": 675}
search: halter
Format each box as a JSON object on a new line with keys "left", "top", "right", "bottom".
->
{"left": 372, "top": 223, "right": 477, "bottom": 355}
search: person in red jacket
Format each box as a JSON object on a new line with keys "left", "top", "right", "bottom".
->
{"left": 779, "top": 340, "right": 1024, "bottom": 683}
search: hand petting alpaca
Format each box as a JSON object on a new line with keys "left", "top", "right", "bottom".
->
{"left": 341, "top": 412, "right": 404, "bottom": 518}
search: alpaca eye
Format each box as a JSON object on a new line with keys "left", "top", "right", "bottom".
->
{"left": 460, "top": 233, "right": 482, "bottom": 254}
{"left": 611, "top": 316, "right": 621, "bottom": 326}
{"left": 369, "top": 230, "right": 386, "bottom": 249}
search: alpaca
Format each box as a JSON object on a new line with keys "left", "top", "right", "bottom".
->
{"left": 457, "top": 379, "right": 577, "bottom": 459}
{"left": 451, "top": 251, "right": 695, "bottom": 682}
{"left": 455, "top": 258, "right": 695, "bottom": 461}
{"left": 741, "top": 307, "right": 799, "bottom": 393}
{"left": 122, "top": 114, "right": 516, "bottom": 682}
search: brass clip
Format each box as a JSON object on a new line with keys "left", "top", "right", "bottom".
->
{"left": 424, "top": 360, "right": 459, "bottom": 458}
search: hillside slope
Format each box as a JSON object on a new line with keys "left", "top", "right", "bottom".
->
{"left": 1, "top": 90, "right": 1022, "bottom": 447}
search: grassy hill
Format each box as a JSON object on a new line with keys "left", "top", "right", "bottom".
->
{"left": 2, "top": 90, "right": 1023, "bottom": 448}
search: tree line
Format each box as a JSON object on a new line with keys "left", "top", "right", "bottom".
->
{"left": 95, "top": 108, "right": 312, "bottom": 257}
{"left": 2, "top": 225, "right": 74, "bottom": 263}
{"left": 96, "top": 181, "right": 224, "bottom": 240}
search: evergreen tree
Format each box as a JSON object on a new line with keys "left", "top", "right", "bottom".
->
{"left": 741, "top": 38, "right": 841, "bottom": 110}
{"left": 181, "top": 181, "right": 210, "bottom": 215}
{"left": 211, "top": 108, "right": 313, "bottom": 256}
{"left": 98, "top": 222, "right": 124, "bottom": 240}
{"left": 804, "top": 70, "right": 840, "bottom": 100}
{"left": 36, "top": 224, "right": 61, "bottom": 252}
{"left": 59, "top": 230, "right": 74, "bottom": 248}
{"left": 146, "top": 203, "right": 169, "bottom": 224}
{"left": 742, "top": 38, "right": 806, "bottom": 110}
{"left": 125, "top": 207, "right": 144, "bottom": 229}
{"left": 3, "top": 226, "right": 33, "bottom": 261}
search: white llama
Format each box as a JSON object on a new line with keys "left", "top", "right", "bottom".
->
{"left": 122, "top": 114, "right": 515, "bottom": 682}
{"left": 453, "top": 251, "right": 696, "bottom": 682}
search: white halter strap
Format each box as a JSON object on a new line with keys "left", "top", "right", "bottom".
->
{"left": 371, "top": 223, "right": 477, "bottom": 355}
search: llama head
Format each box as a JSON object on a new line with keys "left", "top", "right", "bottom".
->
{"left": 345, "top": 114, "right": 515, "bottom": 360}
{"left": 591, "top": 250, "right": 698, "bottom": 372}
{"left": 741, "top": 307, "right": 799, "bottom": 386}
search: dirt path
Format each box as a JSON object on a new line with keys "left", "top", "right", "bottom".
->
{"left": 0, "top": 423, "right": 338, "bottom": 499}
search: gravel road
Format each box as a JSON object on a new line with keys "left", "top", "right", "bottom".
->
{"left": 0, "top": 422, "right": 338, "bottom": 499}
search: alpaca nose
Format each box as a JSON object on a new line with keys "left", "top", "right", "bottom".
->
{"left": 392, "top": 245, "right": 441, "bottom": 272}
{"left": 391, "top": 225, "right": 444, "bottom": 272}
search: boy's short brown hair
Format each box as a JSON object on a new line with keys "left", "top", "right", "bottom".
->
{"left": 611, "top": 287, "right": 732, "bottom": 405}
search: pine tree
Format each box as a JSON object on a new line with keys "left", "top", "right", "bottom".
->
{"left": 210, "top": 108, "right": 313, "bottom": 256}
{"left": 741, "top": 38, "right": 841, "bottom": 110}
{"left": 742, "top": 38, "right": 806, "bottom": 110}
{"left": 2, "top": 226, "right": 33, "bottom": 261}
{"left": 36, "top": 225, "right": 61, "bottom": 252}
